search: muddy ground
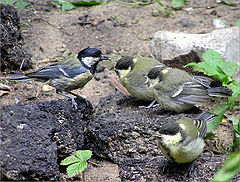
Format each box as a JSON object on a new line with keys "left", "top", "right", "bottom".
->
{"left": 1, "top": 0, "right": 240, "bottom": 181}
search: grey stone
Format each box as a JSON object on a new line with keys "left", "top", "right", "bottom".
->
{"left": 151, "top": 27, "right": 240, "bottom": 81}
{"left": 179, "top": 18, "right": 196, "bottom": 28}
{"left": 0, "top": 99, "right": 92, "bottom": 181}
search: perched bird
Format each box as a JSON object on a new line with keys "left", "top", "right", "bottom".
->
{"left": 115, "top": 56, "right": 164, "bottom": 104}
{"left": 145, "top": 66, "right": 232, "bottom": 112}
{"left": 10, "top": 47, "right": 109, "bottom": 108}
{"left": 153, "top": 112, "right": 217, "bottom": 175}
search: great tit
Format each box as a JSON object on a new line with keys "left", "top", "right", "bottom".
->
{"left": 153, "top": 112, "right": 217, "bottom": 174}
{"left": 145, "top": 66, "right": 232, "bottom": 112}
{"left": 115, "top": 56, "right": 164, "bottom": 103}
{"left": 10, "top": 47, "right": 109, "bottom": 108}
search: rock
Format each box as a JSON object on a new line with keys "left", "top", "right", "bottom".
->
{"left": 179, "top": 18, "right": 196, "bottom": 28}
{"left": 0, "top": 4, "right": 32, "bottom": 72}
{"left": 212, "top": 19, "right": 227, "bottom": 29}
{"left": 85, "top": 92, "right": 240, "bottom": 181}
{"left": 151, "top": 27, "right": 240, "bottom": 81}
{"left": 0, "top": 98, "right": 93, "bottom": 181}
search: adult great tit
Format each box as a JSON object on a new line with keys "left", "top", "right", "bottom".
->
{"left": 146, "top": 66, "right": 232, "bottom": 112}
{"left": 10, "top": 47, "right": 109, "bottom": 108}
{"left": 153, "top": 112, "right": 217, "bottom": 174}
{"left": 115, "top": 56, "right": 164, "bottom": 102}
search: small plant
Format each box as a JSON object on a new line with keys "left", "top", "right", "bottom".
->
{"left": 156, "top": 1, "right": 173, "bottom": 17}
{"left": 186, "top": 49, "right": 240, "bottom": 133}
{"left": 212, "top": 152, "right": 240, "bottom": 182}
{"left": 186, "top": 49, "right": 240, "bottom": 181}
{"left": 235, "top": 19, "right": 240, "bottom": 26}
{"left": 115, "top": 0, "right": 153, "bottom": 6}
{"left": 0, "top": 0, "right": 31, "bottom": 10}
{"left": 51, "top": 0, "right": 104, "bottom": 11}
{"left": 60, "top": 150, "right": 96, "bottom": 180}
{"left": 171, "top": 0, "right": 184, "bottom": 9}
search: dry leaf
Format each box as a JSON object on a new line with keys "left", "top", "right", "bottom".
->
{"left": 42, "top": 85, "right": 54, "bottom": 91}
{"left": 109, "top": 77, "right": 130, "bottom": 95}
{"left": 0, "top": 90, "right": 10, "bottom": 97}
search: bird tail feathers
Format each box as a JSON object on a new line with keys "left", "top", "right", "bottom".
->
{"left": 10, "top": 74, "right": 35, "bottom": 81}
{"left": 207, "top": 87, "right": 232, "bottom": 97}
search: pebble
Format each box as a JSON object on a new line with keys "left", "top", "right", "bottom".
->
{"left": 210, "top": 10, "right": 217, "bottom": 15}
{"left": 212, "top": 19, "right": 227, "bottom": 28}
{"left": 179, "top": 18, "right": 196, "bottom": 28}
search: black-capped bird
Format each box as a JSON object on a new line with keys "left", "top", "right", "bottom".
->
{"left": 145, "top": 66, "right": 232, "bottom": 112}
{"left": 153, "top": 112, "right": 217, "bottom": 175}
{"left": 10, "top": 47, "right": 109, "bottom": 108}
{"left": 115, "top": 56, "right": 164, "bottom": 106}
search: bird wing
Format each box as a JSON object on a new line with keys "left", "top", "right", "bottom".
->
{"left": 172, "top": 81, "right": 210, "bottom": 105}
{"left": 26, "top": 64, "right": 86, "bottom": 79}
{"left": 191, "top": 75, "right": 212, "bottom": 88}
{"left": 25, "top": 54, "right": 86, "bottom": 80}
{"left": 193, "top": 119, "right": 207, "bottom": 138}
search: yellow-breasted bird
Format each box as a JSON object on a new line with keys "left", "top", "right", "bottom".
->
{"left": 153, "top": 112, "right": 217, "bottom": 175}
{"left": 10, "top": 47, "right": 109, "bottom": 108}
{"left": 145, "top": 66, "right": 232, "bottom": 112}
{"left": 115, "top": 56, "right": 164, "bottom": 105}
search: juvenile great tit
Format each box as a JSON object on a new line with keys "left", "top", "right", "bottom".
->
{"left": 115, "top": 56, "right": 164, "bottom": 102}
{"left": 153, "top": 112, "right": 217, "bottom": 174}
{"left": 10, "top": 47, "right": 109, "bottom": 108}
{"left": 146, "top": 66, "right": 232, "bottom": 112}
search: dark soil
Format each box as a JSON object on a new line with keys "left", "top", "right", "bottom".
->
{"left": 1, "top": 0, "right": 239, "bottom": 181}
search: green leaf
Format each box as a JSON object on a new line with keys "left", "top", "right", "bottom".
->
{"left": 72, "top": 1, "right": 101, "bottom": 6}
{"left": 60, "top": 156, "right": 81, "bottom": 166}
{"left": 212, "top": 152, "right": 240, "bottom": 182}
{"left": 67, "top": 161, "right": 87, "bottom": 178}
{"left": 211, "top": 104, "right": 229, "bottom": 115}
{"left": 53, "top": 0, "right": 76, "bottom": 11}
{"left": 16, "top": 0, "right": 31, "bottom": 10}
{"left": 207, "top": 113, "right": 224, "bottom": 133}
{"left": 227, "top": 81, "right": 240, "bottom": 104}
{"left": 0, "top": 0, "right": 17, "bottom": 5}
{"left": 202, "top": 49, "right": 224, "bottom": 65}
{"left": 222, "top": 0, "right": 240, "bottom": 6}
{"left": 75, "top": 150, "right": 92, "bottom": 162}
{"left": 218, "top": 62, "right": 239, "bottom": 76}
{"left": 185, "top": 62, "right": 197, "bottom": 67}
{"left": 235, "top": 19, "right": 240, "bottom": 26}
{"left": 232, "top": 116, "right": 240, "bottom": 136}
{"left": 171, "top": 0, "right": 184, "bottom": 9}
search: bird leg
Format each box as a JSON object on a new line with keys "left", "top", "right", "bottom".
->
{"left": 139, "top": 100, "right": 159, "bottom": 109}
{"left": 68, "top": 91, "right": 91, "bottom": 107}
{"left": 161, "top": 160, "right": 170, "bottom": 174}
{"left": 57, "top": 92, "right": 78, "bottom": 109}
{"left": 186, "top": 162, "right": 195, "bottom": 177}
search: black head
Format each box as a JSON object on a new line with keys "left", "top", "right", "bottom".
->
{"left": 115, "top": 56, "right": 134, "bottom": 70}
{"left": 77, "top": 48, "right": 109, "bottom": 74}
{"left": 158, "top": 122, "right": 182, "bottom": 136}
{"left": 147, "top": 66, "right": 168, "bottom": 80}
{"left": 77, "top": 48, "right": 103, "bottom": 59}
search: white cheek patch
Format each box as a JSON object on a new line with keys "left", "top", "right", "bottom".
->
{"left": 82, "top": 57, "right": 100, "bottom": 67}
{"left": 162, "top": 132, "right": 182, "bottom": 146}
{"left": 179, "top": 123, "right": 186, "bottom": 130}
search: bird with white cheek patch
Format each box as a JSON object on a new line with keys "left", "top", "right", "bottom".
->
{"left": 153, "top": 112, "right": 217, "bottom": 175}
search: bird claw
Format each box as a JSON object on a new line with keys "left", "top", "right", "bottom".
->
{"left": 186, "top": 162, "right": 195, "bottom": 177}
{"left": 139, "top": 100, "right": 159, "bottom": 109}
{"left": 160, "top": 161, "right": 169, "bottom": 175}
{"left": 71, "top": 98, "right": 78, "bottom": 109}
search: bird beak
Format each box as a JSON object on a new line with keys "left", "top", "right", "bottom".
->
{"left": 144, "top": 76, "right": 150, "bottom": 85}
{"left": 152, "top": 133, "right": 162, "bottom": 137}
{"left": 101, "top": 55, "right": 110, "bottom": 60}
